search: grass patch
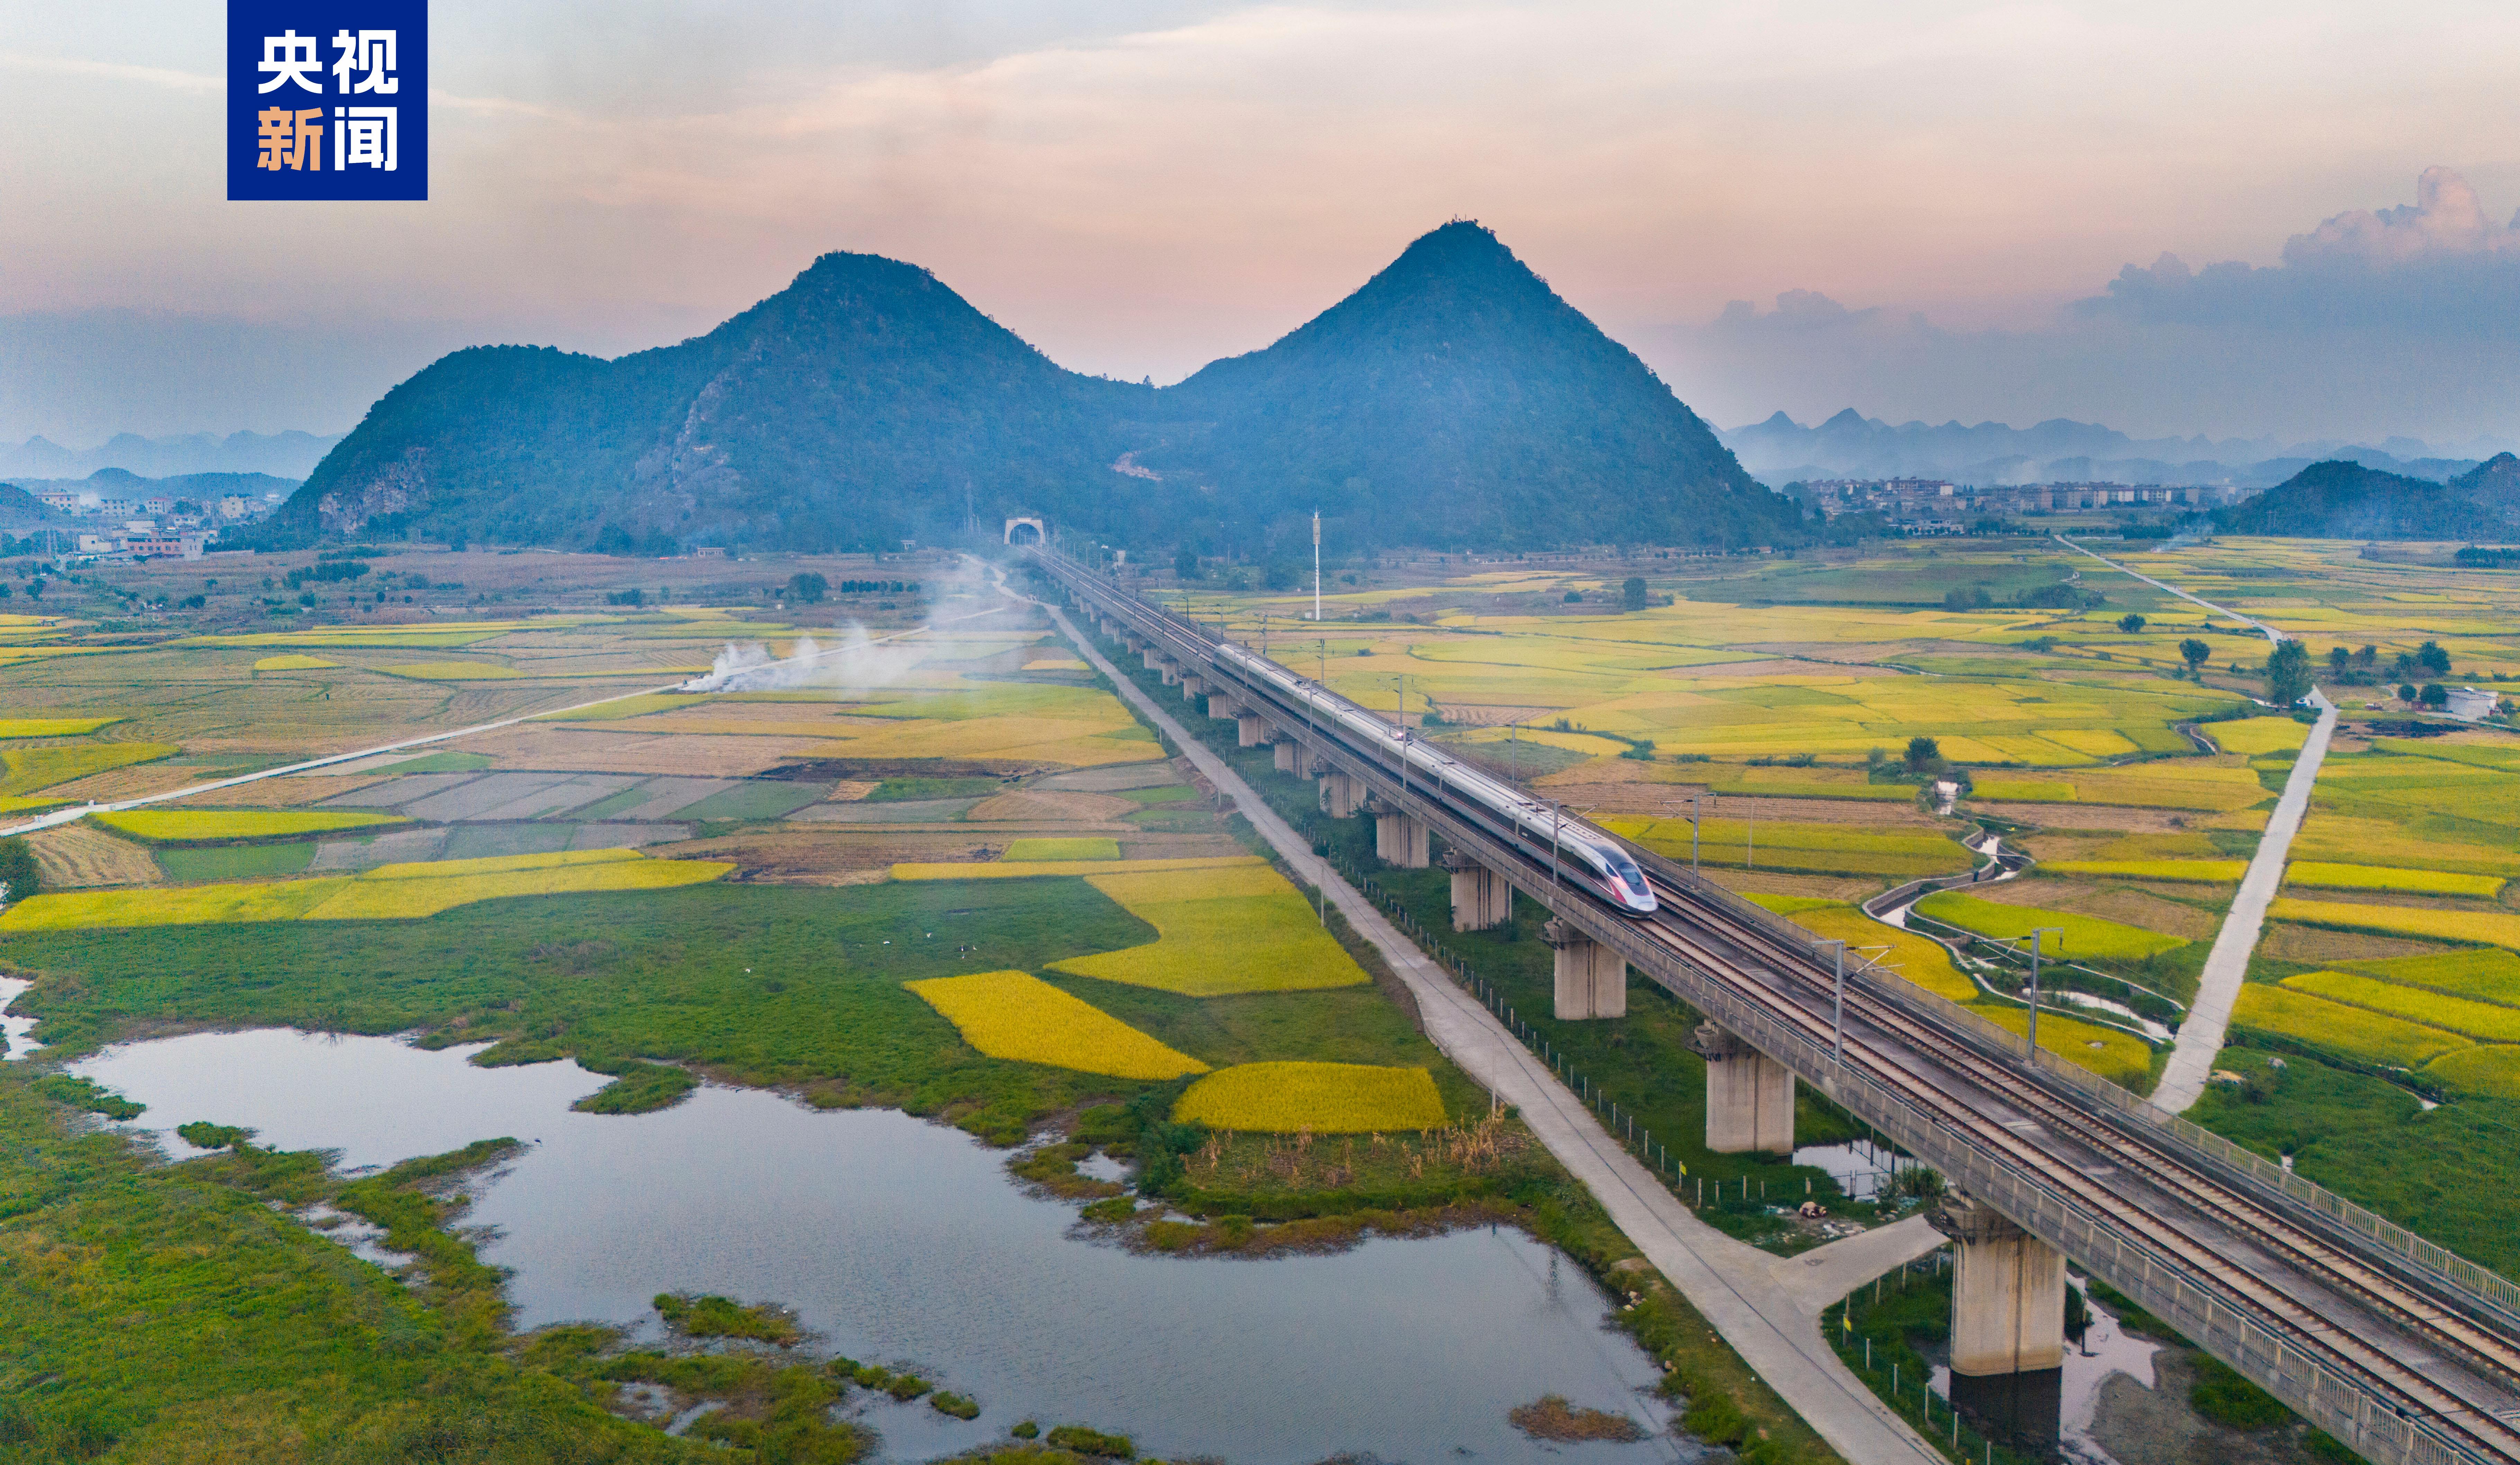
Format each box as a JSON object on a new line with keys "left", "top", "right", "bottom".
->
{"left": 2230, "top": 985, "right": 2471, "bottom": 1067}
{"left": 1173, "top": 1061, "right": 1447, "bottom": 1132}
{"left": 93, "top": 809, "right": 410, "bottom": 844}
{"left": 1912, "top": 891, "right": 2186, "bottom": 960}
{"left": 907, "top": 970, "right": 1209, "bottom": 1080}
{"left": 1052, "top": 864, "right": 1371, "bottom": 996}
{"left": 653, "top": 1292, "right": 800, "bottom": 1346}
{"left": 2268, "top": 897, "right": 2520, "bottom": 951}
{"left": 870, "top": 775, "right": 1005, "bottom": 802}
{"left": 158, "top": 840, "right": 318, "bottom": 882}
{"left": 1003, "top": 838, "right": 1123, "bottom": 862}
{"left": 670, "top": 781, "right": 829, "bottom": 822}
{"left": 2284, "top": 863, "right": 2504, "bottom": 898}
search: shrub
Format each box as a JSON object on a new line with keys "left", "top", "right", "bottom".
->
{"left": 788, "top": 572, "right": 828, "bottom": 603}
{"left": 0, "top": 835, "right": 37, "bottom": 905}
{"left": 174, "top": 1122, "right": 253, "bottom": 1150}
{"left": 929, "top": 1391, "right": 980, "bottom": 1419}
{"left": 2118, "top": 613, "right": 2146, "bottom": 634}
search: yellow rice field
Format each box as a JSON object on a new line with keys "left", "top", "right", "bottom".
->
{"left": 2230, "top": 985, "right": 2473, "bottom": 1067}
{"left": 2283, "top": 863, "right": 2504, "bottom": 898}
{"left": 1912, "top": 892, "right": 2186, "bottom": 960}
{"left": 0, "top": 850, "right": 729, "bottom": 931}
{"left": 1602, "top": 817, "right": 1971, "bottom": 880}
{"left": 0, "top": 743, "right": 181, "bottom": 799}
{"left": 91, "top": 809, "right": 410, "bottom": 844}
{"left": 2422, "top": 1046, "right": 2520, "bottom": 1099}
{"left": 904, "top": 971, "right": 1208, "bottom": 1080}
{"left": 2206, "top": 718, "right": 2310, "bottom": 755}
{"left": 1776, "top": 903, "right": 1978, "bottom": 1002}
{"left": 1965, "top": 1004, "right": 2154, "bottom": 1085}
{"left": 2267, "top": 898, "right": 2520, "bottom": 952}
{"left": 2282, "top": 970, "right": 2520, "bottom": 1043}
{"left": 2337, "top": 950, "right": 2520, "bottom": 1007}
{"left": 1172, "top": 1061, "right": 1448, "bottom": 1132}
{"left": 375, "top": 660, "right": 523, "bottom": 681}
{"left": 1053, "top": 864, "right": 1370, "bottom": 997}
{"left": 0, "top": 717, "right": 122, "bottom": 738}
{"left": 251, "top": 655, "right": 339, "bottom": 671}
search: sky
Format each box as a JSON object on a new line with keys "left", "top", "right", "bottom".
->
{"left": 3, "top": 0, "right": 2518, "bottom": 447}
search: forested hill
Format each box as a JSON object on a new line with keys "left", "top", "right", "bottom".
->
{"left": 1144, "top": 222, "right": 1792, "bottom": 548}
{"left": 2215, "top": 454, "right": 2520, "bottom": 539}
{"left": 248, "top": 225, "right": 1801, "bottom": 555}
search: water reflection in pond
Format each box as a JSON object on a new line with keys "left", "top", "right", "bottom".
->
{"left": 0, "top": 976, "right": 37, "bottom": 1061}
{"left": 77, "top": 1029, "right": 1689, "bottom": 1464}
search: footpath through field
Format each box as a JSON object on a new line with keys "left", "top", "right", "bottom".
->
{"left": 2051, "top": 537, "right": 2340, "bottom": 1112}
{"left": 1044, "top": 596, "right": 1949, "bottom": 1465}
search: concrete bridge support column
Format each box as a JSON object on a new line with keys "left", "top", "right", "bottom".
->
{"left": 1158, "top": 659, "right": 1179, "bottom": 686}
{"left": 1238, "top": 715, "right": 1268, "bottom": 748}
{"left": 1141, "top": 647, "right": 1161, "bottom": 670}
{"left": 1181, "top": 675, "right": 1205, "bottom": 699}
{"left": 1374, "top": 811, "right": 1429, "bottom": 869}
{"left": 1272, "top": 738, "right": 1300, "bottom": 773}
{"left": 1543, "top": 918, "right": 1627, "bottom": 1019}
{"left": 1687, "top": 1023, "right": 1793, "bottom": 1153}
{"left": 1320, "top": 772, "right": 1364, "bottom": 818}
{"left": 1443, "top": 850, "right": 1512, "bottom": 931}
{"left": 1208, "top": 697, "right": 1241, "bottom": 723}
{"left": 1929, "top": 1193, "right": 2066, "bottom": 1449}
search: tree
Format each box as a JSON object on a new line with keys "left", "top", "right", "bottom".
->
{"left": 1621, "top": 576, "right": 1648, "bottom": 612}
{"left": 1904, "top": 736, "right": 1944, "bottom": 774}
{"left": 2265, "top": 640, "right": 2312, "bottom": 706}
{"left": 2354, "top": 644, "right": 2378, "bottom": 668}
{"left": 788, "top": 572, "right": 827, "bottom": 603}
{"left": 0, "top": 836, "right": 37, "bottom": 906}
{"left": 2329, "top": 646, "right": 2351, "bottom": 675}
{"left": 1173, "top": 549, "right": 1200, "bottom": 582}
{"left": 2398, "top": 682, "right": 2419, "bottom": 702}
{"left": 2419, "top": 641, "right": 2452, "bottom": 675}
{"left": 2422, "top": 682, "right": 2449, "bottom": 708}
{"left": 2181, "top": 639, "right": 2211, "bottom": 676}
{"left": 2118, "top": 612, "right": 2146, "bottom": 634}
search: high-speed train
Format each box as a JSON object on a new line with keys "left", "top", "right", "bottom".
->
{"left": 1208, "top": 638, "right": 1658, "bottom": 915}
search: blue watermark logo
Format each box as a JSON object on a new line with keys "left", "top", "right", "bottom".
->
{"left": 228, "top": 0, "right": 428, "bottom": 201}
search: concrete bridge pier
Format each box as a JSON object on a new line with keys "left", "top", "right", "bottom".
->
{"left": 1444, "top": 850, "right": 1512, "bottom": 930}
{"left": 1238, "top": 714, "right": 1269, "bottom": 748}
{"left": 1272, "top": 738, "right": 1299, "bottom": 773}
{"left": 1320, "top": 771, "right": 1365, "bottom": 818}
{"left": 1158, "top": 658, "right": 1179, "bottom": 686}
{"left": 1181, "top": 674, "right": 1205, "bottom": 699}
{"left": 1687, "top": 1023, "right": 1794, "bottom": 1153}
{"left": 1544, "top": 918, "right": 1627, "bottom": 1019}
{"left": 1929, "top": 1192, "right": 2066, "bottom": 1449}
{"left": 1374, "top": 810, "right": 1430, "bottom": 868}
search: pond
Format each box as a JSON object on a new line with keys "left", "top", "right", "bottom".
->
{"left": 75, "top": 1029, "right": 1692, "bottom": 1464}
{"left": 0, "top": 976, "right": 36, "bottom": 1061}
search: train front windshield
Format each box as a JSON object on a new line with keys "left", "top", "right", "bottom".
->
{"left": 1607, "top": 852, "right": 1648, "bottom": 892}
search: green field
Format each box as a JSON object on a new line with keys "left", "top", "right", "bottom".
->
{"left": 158, "top": 840, "right": 320, "bottom": 882}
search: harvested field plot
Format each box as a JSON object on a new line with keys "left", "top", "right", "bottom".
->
{"left": 308, "top": 827, "right": 451, "bottom": 871}
{"left": 1054, "top": 863, "right": 1370, "bottom": 996}
{"left": 92, "top": 810, "right": 409, "bottom": 844}
{"left": 793, "top": 798, "right": 980, "bottom": 824}
{"left": 442, "top": 824, "right": 581, "bottom": 861}
{"left": 2268, "top": 898, "right": 2520, "bottom": 952}
{"left": 2231, "top": 985, "right": 2472, "bottom": 1067}
{"left": 323, "top": 772, "right": 490, "bottom": 810}
{"left": 966, "top": 789, "right": 1137, "bottom": 823}
{"left": 1913, "top": 891, "right": 2187, "bottom": 960}
{"left": 906, "top": 971, "right": 1208, "bottom": 1080}
{"left": 1173, "top": 1061, "right": 1448, "bottom": 1132}
{"left": 25, "top": 824, "right": 162, "bottom": 889}
{"left": 573, "top": 776, "right": 736, "bottom": 821}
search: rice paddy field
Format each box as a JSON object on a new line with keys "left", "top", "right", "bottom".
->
{"left": 906, "top": 970, "right": 1210, "bottom": 1080}
{"left": 1173, "top": 1061, "right": 1450, "bottom": 1132}
{"left": 1911, "top": 891, "right": 2188, "bottom": 961}
{"left": 91, "top": 808, "right": 409, "bottom": 843}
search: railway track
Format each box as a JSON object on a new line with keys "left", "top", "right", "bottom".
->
{"left": 1042, "top": 554, "right": 2520, "bottom": 1465}
{"left": 1630, "top": 880, "right": 2520, "bottom": 1461}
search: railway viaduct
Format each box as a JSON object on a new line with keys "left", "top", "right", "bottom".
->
{"left": 1039, "top": 548, "right": 2520, "bottom": 1465}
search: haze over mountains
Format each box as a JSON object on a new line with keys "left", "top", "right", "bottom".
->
{"left": 1721, "top": 411, "right": 2509, "bottom": 491}
{"left": 240, "top": 224, "right": 1802, "bottom": 556}
{"left": 0, "top": 431, "right": 341, "bottom": 483}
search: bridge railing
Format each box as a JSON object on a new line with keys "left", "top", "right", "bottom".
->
{"left": 1043, "top": 553, "right": 2508, "bottom": 1465}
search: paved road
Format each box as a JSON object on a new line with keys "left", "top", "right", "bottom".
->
{"left": 2049, "top": 538, "right": 2340, "bottom": 1113}
{"left": 1052, "top": 603, "right": 1948, "bottom": 1465}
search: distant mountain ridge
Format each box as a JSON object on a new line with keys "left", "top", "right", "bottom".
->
{"left": 247, "top": 223, "right": 1801, "bottom": 555}
{"left": 1721, "top": 408, "right": 2503, "bottom": 490}
{"left": 2214, "top": 454, "right": 2520, "bottom": 539}
{"left": 0, "top": 430, "right": 339, "bottom": 481}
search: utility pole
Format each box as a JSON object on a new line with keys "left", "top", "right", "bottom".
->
{"left": 1312, "top": 509, "right": 1322, "bottom": 622}
{"left": 1691, "top": 791, "right": 1703, "bottom": 871}
{"left": 2026, "top": 928, "right": 2060, "bottom": 1066}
